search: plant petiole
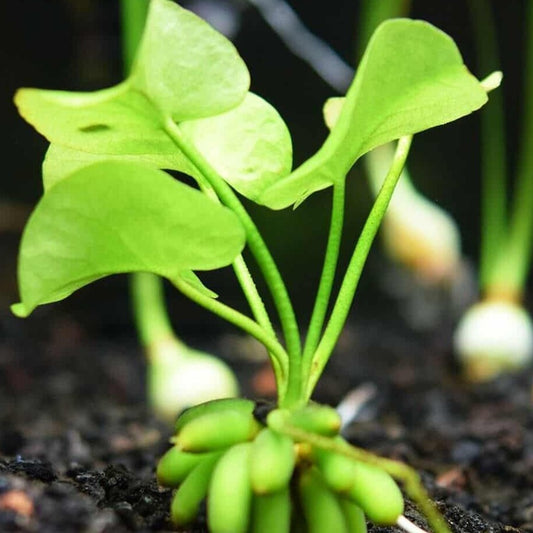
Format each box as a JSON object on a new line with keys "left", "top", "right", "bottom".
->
{"left": 194, "top": 169, "right": 279, "bottom": 346}
{"left": 302, "top": 181, "right": 346, "bottom": 381}
{"left": 306, "top": 135, "right": 413, "bottom": 397}
{"left": 232, "top": 254, "right": 277, "bottom": 340}
{"left": 172, "top": 269, "right": 290, "bottom": 398}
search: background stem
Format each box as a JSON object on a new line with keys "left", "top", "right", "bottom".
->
{"left": 468, "top": 0, "right": 509, "bottom": 293}
{"left": 355, "top": 0, "right": 412, "bottom": 61}
{"left": 120, "top": 0, "right": 175, "bottom": 350}
{"left": 120, "top": 0, "right": 184, "bottom": 359}
{"left": 120, "top": 0, "right": 149, "bottom": 73}
{"left": 130, "top": 272, "right": 178, "bottom": 350}
{"left": 496, "top": 0, "right": 533, "bottom": 297}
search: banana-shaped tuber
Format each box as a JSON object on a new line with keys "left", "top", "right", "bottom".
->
{"left": 312, "top": 440, "right": 358, "bottom": 493}
{"left": 250, "top": 486, "right": 292, "bottom": 533}
{"left": 298, "top": 467, "right": 349, "bottom": 533}
{"left": 174, "top": 397, "right": 255, "bottom": 433}
{"left": 162, "top": 398, "right": 403, "bottom": 531}
{"left": 170, "top": 452, "right": 222, "bottom": 527}
{"left": 156, "top": 445, "right": 206, "bottom": 487}
{"left": 250, "top": 427, "right": 296, "bottom": 494}
{"left": 207, "top": 442, "right": 253, "bottom": 533}
{"left": 345, "top": 461, "right": 404, "bottom": 525}
{"left": 268, "top": 403, "right": 341, "bottom": 437}
{"left": 339, "top": 499, "right": 367, "bottom": 533}
{"left": 176, "top": 408, "right": 260, "bottom": 452}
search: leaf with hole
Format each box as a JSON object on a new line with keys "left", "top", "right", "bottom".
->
{"left": 14, "top": 84, "right": 194, "bottom": 166}
{"left": 40, "top": 91, "right": 292, "bottom": 201}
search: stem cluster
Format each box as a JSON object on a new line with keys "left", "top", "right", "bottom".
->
{"left": 166, "top": 118, "right": 412, "bottom": 408}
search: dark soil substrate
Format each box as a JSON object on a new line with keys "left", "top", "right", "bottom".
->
{"left": 1, "top": 296, "right": 532, "bottom": 533}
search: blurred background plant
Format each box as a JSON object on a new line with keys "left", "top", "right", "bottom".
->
{"left": 452, "top": 0, "right": 533, "bottom": 382}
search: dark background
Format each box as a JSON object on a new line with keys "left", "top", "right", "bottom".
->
{"left": 0, "top": 0, "right": 530, "bottom": 342}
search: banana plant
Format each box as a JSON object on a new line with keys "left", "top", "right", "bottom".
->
{"left": 12, "top": 0, "right": 491, "bottom": 531}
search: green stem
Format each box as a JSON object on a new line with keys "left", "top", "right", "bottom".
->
{"left": 281, "top": 353, "right": 304, "bottom": 409}
{"left": 468, "top": 0, "right": 509, "bottom": 292}
{"left": 198, "top": 175, "right": 285, "bottom": 389}
{"left": 130, "top": 271, "right": 180, "bottom": 349}
{"left": 198, "top": 179, "right": 278, "bottom": 341}
{"left": 232, "top": 255, "right": 286, "bottom": 386}
{"left": 275, "top": 422, "right": 451, "bottom": 533}
{"left": 494, "top": 0, "right": 533, "bottom": 297}
{"left": 306, "top": 136, "right": 412, "bottom": 398}
{"left": 172, "top": 275, "right": 289, "bottom": 398}
{"left": 164, "top": 118, "right": 302, "bottom": 360}
{"left": 232, "top": 255, "right": 277, "bottom": 339}
{"left": 302, "top": 182, "right": 345, "bottom": 380}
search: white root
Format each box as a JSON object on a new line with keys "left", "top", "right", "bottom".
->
{"left": 397, "top": 514, "right": 430, "bottom": 533}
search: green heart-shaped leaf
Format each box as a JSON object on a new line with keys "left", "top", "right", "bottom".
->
{"left": 181, "top": 93, "right": 293, "bottom": 201}
{"left": 13, "top": 161, "right": 245, "bottom": 317}
{"left": 130, "top": 0, "right": 250, "bottom": 121}
{"left": 259, "top": 19, "right": 488, "bottom": 210}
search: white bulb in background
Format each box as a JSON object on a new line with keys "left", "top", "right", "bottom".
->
{"left": 453, "top": 300, "right": 533, "bottom": 382}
